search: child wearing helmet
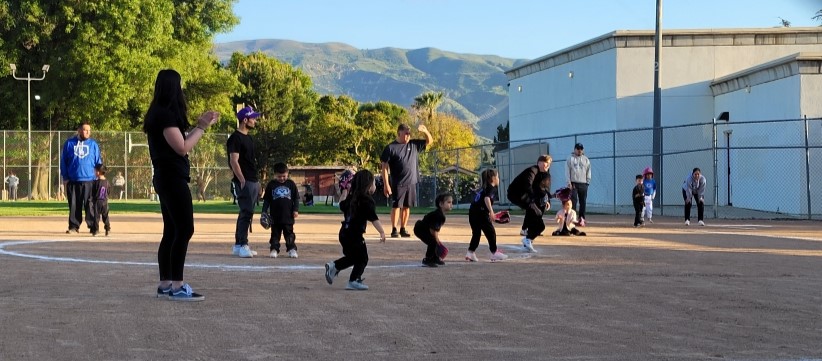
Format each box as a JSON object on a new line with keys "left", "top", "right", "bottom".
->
{"left": 642, "top": 167, "right": 656, "bottom": 224}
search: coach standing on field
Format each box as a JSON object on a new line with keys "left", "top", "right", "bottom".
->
{"left": 381, "top": 123, "right": 433, "bottom": 238}
{"left": 566, "top": 143, "right": 591, "bottom": 226}
{"left": 61, "top": 122, "right": 103, "bottom": 234}
{"left": 228, "top": 106, "right": 261, "bottom": 258}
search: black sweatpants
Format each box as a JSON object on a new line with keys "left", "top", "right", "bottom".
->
{"left": 66, "top": 180, "right": 94, "bottom": 231}
{"left": 269, "top": 223, "right": 296, "bottom": 252}
{"left": 91, "top": 200, "right": 110, "bottom": 233}
{"left": 154, "top": 176, "right": 194, "bottom": 282}
{"left": 522, "top": 204, "right": 545, "bottom": 240}
{"left": 334, "top": 233, "right": 369, "bottom": 282}
{"left": 413, "top": 222, "right": 438, "bottom": 260}
{"left": 571, "top": 182, "right": 589, "bottom": 220}
{"left": 468, "top": 211, "right": 497, "bottom": 253}
{"left": 683, "top": 189, "right": 705, "bottom": 221}
{"left": 633, "top": 201, "right": 643, "bottom": 226}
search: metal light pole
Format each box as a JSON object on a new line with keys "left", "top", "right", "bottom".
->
{"left": 9, "top": 64, "right": 49, "bottom": 200}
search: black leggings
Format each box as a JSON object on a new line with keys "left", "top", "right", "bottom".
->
{"left": 154, "top": 176, "right": 194, "bottom": 282}
{"left": 468, "top": 211, "right": 497, "bottom": 253}
{"left": 269, "top": 223, "right": 296, "bottom": 252}
{"left": 414, "top": 222, "right": 438, "bottom": 260}
{"left": 683, "top": 189, "right": 705, "bottom": 221}
{"left": 334, "top": 233, "right": 369, "bottom": 282}
{"left": 523, "top": 204, "right": 545, "bottom": 240}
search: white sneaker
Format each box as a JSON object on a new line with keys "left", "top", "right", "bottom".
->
{"left": 238, "top": 245, "right": 254, "bottom": 258}
{"left": 685, "top": 220, "right": 690, "bottom": 226}
{"left": 647, "top": 218, "right": 653, "bottom": 224}
{"left": 270, "top": 250, "right": 278, "bottom": 258}
{"left": 465, "top": 251, "right": 478, "bottom": 262}
{"left": 287, "top": 249, "right": 298, "bottom": 258}
{"left": 519, "top": 229, "right": 528, "bottom": 236}
{"left": 698, "top": 220, "right": 705, "bottom": 226}
{"left": 233, "top": 245, "right": 257, "bottom": 256}
{"left": 346, "top": 279, "right": 368, "bottom": 291}
{"left": 490, "top": 251, "right": 509, "bottom": 262}
{"left": 522, "top": 237, "right": 536, "bottom": 253}
{"left": 325, "top": 262, "right": 338, "bottom": 285}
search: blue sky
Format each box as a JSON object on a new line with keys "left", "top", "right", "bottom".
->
{"left": 214, "top": 0, "right": 821, "bottom": 59}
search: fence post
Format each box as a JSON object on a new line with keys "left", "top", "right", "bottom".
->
{"left": 712, "top": 117, "right": 718, "bottom": 218}
{"left": 804, "top": 115, "right": 812, "bottom": 219}
{"left": 612, "top": 130, "right": 616, "bottom": 214}
{"left": 433, "top": 150, "right": 438, "bottom": 204}
{"left": 455, "top": 149, "right": 460, "bottom": 203}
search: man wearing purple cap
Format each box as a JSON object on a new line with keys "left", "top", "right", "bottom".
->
{"left": 380, "top": 123, "right": 433, "bottom": 238}
{"left": 228, "top": 106, "right": 261, "bottom": 258}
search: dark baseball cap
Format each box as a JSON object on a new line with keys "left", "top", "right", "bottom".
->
{"left": 574, "top": 143, "right": 584, "bottom": 150}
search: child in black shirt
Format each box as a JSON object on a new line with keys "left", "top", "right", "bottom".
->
{"left": 262, "top": 163, "right": 300, "bottom": 258}
{"left": 414, "top": 193, "right": 453, "bottom": 267}
{"left": 90, "top": 164, "right": 111, "bottom": 237}
{"left": 324, "top": 170, "right": 385, "bottom": 290}
{"left": 467, "top": 169, "right": 508, "bottom": 262}
{"left": 632, "top": 174, "right": 644, "bottom": 227}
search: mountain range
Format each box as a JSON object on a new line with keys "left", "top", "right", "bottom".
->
{"left": 213, "top": 40, "right": 529, "bottom": 139}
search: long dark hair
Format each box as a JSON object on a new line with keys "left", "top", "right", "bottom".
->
{"left": 143, "top": 69, "right": 188, "bottom": 133}
{"left": 348, "top": 169, "right": 375, "bottom": 219}
{"left": 480, "top": 169, "right": 497, "bottom": 189}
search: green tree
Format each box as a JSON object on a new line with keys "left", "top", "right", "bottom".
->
{"left": 227, "top": 52, "right": 317, "bottom": 174}
{"left": 305, "top": 95, "right": 359, "bottom": 165}
{"left": 493, "top": 121, "right": 509, "bottom": 153}
{"left": 412, "top": 91, "right": 444, "bottom": 123}
{"left": 353, "top": 101, "right": 410, "bottom": 171}
{"left": 421, "top": 113, "right": 478, "bottom": 172}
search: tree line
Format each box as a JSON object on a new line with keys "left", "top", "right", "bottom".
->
{"left": 0, "top": 1, "right": 478, "bottom": 186}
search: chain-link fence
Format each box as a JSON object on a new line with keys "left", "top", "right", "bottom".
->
{"left": 4, "top": 117, "right": 822, "bottom": 220}
{"left": 1, "top": 131, "right": 234, "bottom": 202}
{"left": 422, "top": 117, "right": 822, "bottom": 220}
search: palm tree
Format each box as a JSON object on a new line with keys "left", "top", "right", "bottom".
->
{"left": 814, "top": 9, "right": 822, "bottom": 25}
{"left": 413, "top": 91, "right": 444, "bottom": 123}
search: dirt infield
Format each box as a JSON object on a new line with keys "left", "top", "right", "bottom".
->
{"left": 1, "top": 212, "right": 821, "bottom": 360}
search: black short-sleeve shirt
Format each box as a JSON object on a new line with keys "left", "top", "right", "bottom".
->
{"left": 470, "top": 185, "right": 497, "bottom": 213}
{"left": 226, "top": 131, "right": 258, "bottom": 182}
{"left": 418, "top": 208, "right": 446, "bottom": 232}
{"left": 380, "top": 139, "right": 426, "bottom": 186}
{"left": 145, "top": 107, "right": 190, "bottom": 181}
{"left": 339, "top": 194, "right": 379, "bottom": 241}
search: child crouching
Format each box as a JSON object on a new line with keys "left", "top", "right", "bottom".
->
{"left": 414, "top": 193, "right": 453, "bottom": 267}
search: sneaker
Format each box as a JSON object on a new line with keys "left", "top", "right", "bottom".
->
{"left": 233, "top": 245, "right": 257, "bottom": 256}
{"left": 519, "top": 229, "right": 528, "bottom": 236}
{"left": 648, "top": 219, "right": 653, "bottom": 224}
{"left": 66, "top": 228, "right": 78, "bottom": 234}
{"left": 579, "top": 218, "right": 586, "bottom": 227}
{"left": 346, "top": 279, "right": 369, "bottom": 290}
{"left": 390, "top": 228, "right": 399, "bottom": 238}
{"left": 168, "top": 283, "right": 205, "bottom": 302}
{"left": 105, "top": 229, "right": 110, "bottom": 236}
{"left": 522, "top": 237, "right": 537, "bottom": 253}
{"left": 435, "top": 258, "right": 445, "bottom": 266}
{"left": 287, "top": 249, "right": 298, "bottom": 258}
{"left": 465, "top": 251, "right": 479, "bottom": 262}
{"left": 250, "top": 249, "right": 258, "bottom": 256}
{"left": 399, "top": 228, "right": 411, "bottom": 237}
{"left": 270, "top": 250, "right": 278, "bottom": 258}
{"left": 238, "top": 245, "right": 254, "bottom": 258}
{"left": 685, "top": 220, "right": 690, "bottom": 226}
{"left": 698, "top": 220, "right": 705, "bottom": 226}
{"left": 156, "top": 285, "right": 172, "bottom": 299}
{"left": 490, "top": 251, "right": 509, "bottom": 262}
{"left": 421, "top": 258, "right": 438, "bottom": 267}
{"left": 325, "top": 262, "right": 338, "bottom": 285}
{"left": 91, "top": 231, "right": 98, "bottom": 237}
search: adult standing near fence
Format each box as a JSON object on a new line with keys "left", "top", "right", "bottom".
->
{"left": 228, "top": 106, "right": 262, "bottom": 258}
{"left": 61, "top": 121, "right": 103, "bottom": 234}
{"left": 566, "top": 143, "right": 591, "bottom": 226}
{"left": 112, "top": 171, "right": 126, "bottom": 200}
{"left": 5, "top": 171, "right": 19, "bottom": 201}
{"left": 144, "top": 69, "right": 219, "bottom": 301}
{"left": 682, "top": 167, "right": 707, "bottom": 226}
{"left": 381, "top": 123, "right": 433, "bottom": 238}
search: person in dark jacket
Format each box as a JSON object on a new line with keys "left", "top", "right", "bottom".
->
{"left": 507, "top": 154, "right": 552, "bottom": 253}
{"left": 90, "top": 164, "right": 111, "bottom": 236}
{"left": 261, "top": 162, "right": 300, "bottom": 259}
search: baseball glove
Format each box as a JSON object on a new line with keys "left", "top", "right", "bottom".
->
{"left": 260, "top": 212, "right": 272, "bottom": 230}
{"left": 436, "top": 243, "right": 449, "bottom": 260}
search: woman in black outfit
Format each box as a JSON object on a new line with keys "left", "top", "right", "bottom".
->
{"left": 143, "top": 69, "right": 218, "bottom": 302}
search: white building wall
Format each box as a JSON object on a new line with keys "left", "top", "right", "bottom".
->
{"left": 801, "top": 75, "right": 822, "bottom": 117}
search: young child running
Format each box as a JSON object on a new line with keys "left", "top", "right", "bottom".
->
{"left": 552, "top": 199, "right": 587, "bottom": 236}
{"left": 466, "top": 169, "right": 508, "bottom": 262}
{"left": 261, "top": 162, "right": 300, "bottom": 258}
{"left": 414, "top": 193, "right": 454, "bottom": 267}
{"left": 324, "top": 170, "right": 386, "bottom": 290}
{"left": 632, "top": 174, "right": 645, "bottom": 227}
{"left": 642, "top": 167, "right": 656, "bottom": 224}
{"left": 90, "top": 164, "right": 111, "bottom": 237}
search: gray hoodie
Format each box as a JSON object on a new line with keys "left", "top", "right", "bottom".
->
{"left": 682, "top": 174, "right": 706, "bottom": 201}
{"left": 566, "top": 153, "right": 591, "bottom": 184}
